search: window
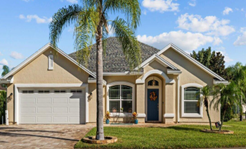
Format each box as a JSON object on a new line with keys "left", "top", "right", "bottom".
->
{"left": 22, "top": 90, "right": 34, "bottom": 94}
{"left": 184, "top": 87, "right": 200, "bottom": 113}
{"left": 71, "top": 90, "right": 82, "bottom": 93}
{"left": 148, "top": 80, "right": 159, "bottom": 86}
{"left": 38, "top": 90, "right": 50, "bottom": 93}
{"left": 181, "top": 83, "right": 203, "bottom": 117}
{"left": 108, "top": 82, "right": 134, "bottom": 113}
{"left": 54, "top": 90, "right": 66, "bottom": 93}
{"left": 48, "top": 55, "right": 54, "bottom": 70}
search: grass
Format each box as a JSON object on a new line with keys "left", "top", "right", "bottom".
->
{"left": 75, "top": 120, "right": 246, "bottom": 149}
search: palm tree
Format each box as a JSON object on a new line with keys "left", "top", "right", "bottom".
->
{"left": 226, "top": 62, "right": 246, "bottom": 121}
{"left": 211, "top": 82, "right": 244, "bottom": 131}
{"left": 200, "top": 85, "right": 213, "bottom": 130}
{"left": 49, "top": 0, "right": 141, "bottom": 140}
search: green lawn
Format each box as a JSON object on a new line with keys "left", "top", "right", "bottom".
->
{"left": 75, "top": 120, "right": 246, "bottom": 149}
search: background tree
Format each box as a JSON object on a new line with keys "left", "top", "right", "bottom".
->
{"left": 0, "top": 91, "right": 6, "bottom": 124}
{"left": 200, "top": 85, "right": 213, "bottom": 130}
{"left": 191, "top": 47, "right": 226, "bottom": 79}
{"left": 1, "top": 65, "right": 10, "bottom": 88}
{"left": 211, "top": 82, "right": 243, "bottom": 131}
{"left": 50, "top": 0, "right": 141, "bottom": 140}
{"left": 226, "top": 62, "right": 246, "bottom": 121}
{"left": 0, "top": 65, "right": 9, "bottom": 124}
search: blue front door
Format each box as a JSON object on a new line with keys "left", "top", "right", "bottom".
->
{"left": 147, "top": 89, "right": 159, "bottom": 121}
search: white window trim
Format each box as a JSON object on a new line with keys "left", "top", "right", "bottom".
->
{"left": 107, "top": 81, "right": 135, "bottom": 116}
{"left": 181, "top": 83, "right": 203, "bottom": 118}
{"left": 48, "top": 54, "right": 54, "bottom": 70}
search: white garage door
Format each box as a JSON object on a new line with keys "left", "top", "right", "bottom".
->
{"left": 19, "top": 88, "right": 85, "bottom": 124}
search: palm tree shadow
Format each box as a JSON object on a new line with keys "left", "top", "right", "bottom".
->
{"left": 163, "top": 126, "right": 203, "bottom": 132}
{"left": 0, "top": 132, "right": 78, "bottom": 142}
{"left": 7, "top": 130, "right": 63, "bottom": 133}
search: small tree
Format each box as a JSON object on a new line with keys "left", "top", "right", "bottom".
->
{"left": 211, "top": 82, "right": 244, "bottom": 131}
{"left": 200, "top": 85, "right": 213, "bottom": 130}
{"left": 0, "top": 91, "right": 6, "bottom": 124}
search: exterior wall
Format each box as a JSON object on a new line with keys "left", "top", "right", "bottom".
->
{"left": 6, "top": 46, "right": 222, "bottom": 124}
{"left": 7, "top": 47, "right": 90, "bottom": 124}
{"left": 13, "top": 48, "right": 89, "bottom": 84}
{"left": 161, "top": 48, "right": 220, "bottom": 123}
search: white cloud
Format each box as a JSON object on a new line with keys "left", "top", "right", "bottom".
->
{"left": 223, "top": 7, "right": 233, "bottom": 15}
{"left": 19, "top": 14, "right": 52, "bottom": 24}
{"left": 0, "top": 59, "right": 8, "bottom": 66}
{"left": 234, "top": 27, "right": 246, "bottom": 46}
{"left": 143, "top": 10, "right": 147, "bottom": 15}
{"left": 188, "top": 0, "right": 196, "bottom": 7}
{"left": 10, "top": 52, "right": 24, "bottom": 59}
{"left": 177, "top": 13, "right": 235, "bottom": 36}
{"left": 108, "top": 25, "right": 115, "bottom": 36}
{"left": 142, "top": 0, "right": 179, "bottom": 13}
{"left": 137, "top": 30, "right": 221, "bottom": 51}
{"left": 66, "top": 0, "right": 78, "bottom": 4}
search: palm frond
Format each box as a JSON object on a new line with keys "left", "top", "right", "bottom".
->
{"left": 49, "top": 4, "right": 82, "bottom": 49}
{"left": 74, "top": 7, "right": 100, "bottom": 66}
{"left": 104, "top": 0, "right": 141, "bottom": 29}
{"left": 111, "top": 17, "right": 141, "bottom": 70}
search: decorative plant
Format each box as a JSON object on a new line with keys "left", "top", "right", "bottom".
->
{"left": 132, "top": 112, "right": 137, "bottom": 120}
{"left": 211, "top": 81, "right": 244, "bottom": 131}
{"left": 105, "top": 111, "right": 110, "bottom": 120}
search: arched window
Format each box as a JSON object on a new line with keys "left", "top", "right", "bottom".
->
{"left": 148, "top": 80, "right": 159, "bottom": 86}
{"left": 181, "top": 83, "right": 203, "bottom": 117}
{"left": 108, "top": 82, "right": 134, "bottom": 113}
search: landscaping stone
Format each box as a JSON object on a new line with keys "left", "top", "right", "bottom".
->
{"left": 82, "top": 136, "right": 117, "bottom": 144}
{"left": 200, "top": 129, "right": 234, "bottom": 134}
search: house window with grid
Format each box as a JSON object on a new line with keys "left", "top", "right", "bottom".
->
{"left": 108, "top": 84, "right": 133, "bottom": 113}
{"left": 184, "top": 87, "right": 200, "bottom": 114}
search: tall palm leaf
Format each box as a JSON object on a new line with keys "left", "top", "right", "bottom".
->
{"left": 211, "top": 82, "right": 244, "bottom": 131}
{"left": 49, "top": 0, "right": 141, "bottom": 140}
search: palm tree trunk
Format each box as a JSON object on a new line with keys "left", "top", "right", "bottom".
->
{"left": 220, "top": 110, "right": 226, "bottom": 131}
{"left": 206, "top": 107, "right": 212, "bottom": 130}
{"left": 96, "top": 21, "right": 104, "bottom": 140}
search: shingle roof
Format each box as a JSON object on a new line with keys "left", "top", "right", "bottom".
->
{"left": 69, "top": 37, "right": 160, "bottom": 72}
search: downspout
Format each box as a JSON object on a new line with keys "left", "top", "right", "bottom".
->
{"left": 177, "top": 75, "right": 180, "bottom": 123}
{"left": 5, "top": 85, "right": 8, "bottom": 125}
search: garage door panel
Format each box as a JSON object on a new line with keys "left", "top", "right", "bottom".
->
{"left": 69, "top": 117, "right": 80, "bottom": 123}
{"left": 53, "top": 107, "right": 68, "bottom": 113}
{"left": 53, "top": 98, "right": 68, "bottom": 103}
{"left": 21, "top": 116, "right": 36, "bottom": 123}
{"left": 37, "top": 107, "right": 52, "bottom": 113}
{"left": 53, "top": 116, "right": 68, "bottom": 123}
{"left": 69, "top": 98, "right": 80, "bottom": 103}
{"left": 37, "top": 117, "right": 52, "bottom": 123}
{"left": 19, "top": 88, "right": 85, "bottom": 124}
{"left": 37, "top": 98, "right": 52, "bottom": 103}
{"left": 21, "top": 107, "right": 36, "bottom": 113}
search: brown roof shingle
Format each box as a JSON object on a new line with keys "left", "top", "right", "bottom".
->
{"left": 69, "top": 37, "right": 160, "bottom": 72}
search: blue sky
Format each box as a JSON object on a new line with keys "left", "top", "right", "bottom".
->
{"left": 1, "top": 0, "right": 246, "bottom": 75}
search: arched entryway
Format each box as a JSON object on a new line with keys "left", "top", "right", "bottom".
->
{"left": 145, "top": 76, "right": 162, "bottom": 122}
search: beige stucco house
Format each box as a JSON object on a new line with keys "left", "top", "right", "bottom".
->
{"left": 0, "top": 37, "right": 228, "bottom": 125}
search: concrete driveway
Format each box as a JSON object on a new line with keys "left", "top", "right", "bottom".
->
{"left": 0, "top": 124, "right": 94, "bottom": 149}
